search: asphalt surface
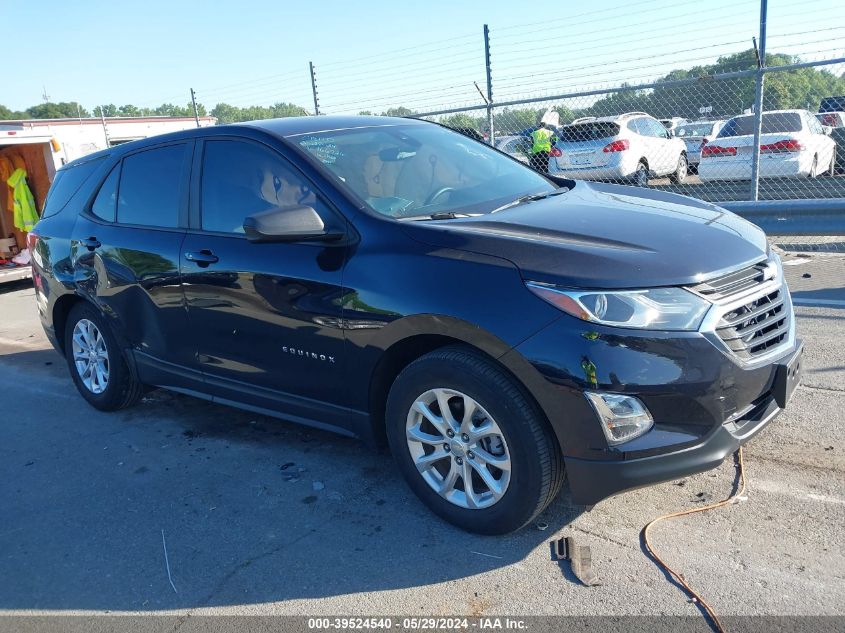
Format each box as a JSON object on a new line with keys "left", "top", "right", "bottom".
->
{"left": 0, "top": 253, "right": 843, "bottom": 620}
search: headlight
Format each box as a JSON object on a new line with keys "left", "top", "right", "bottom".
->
{"left": 526, "top": 282, "right": 710, "bottom": 331}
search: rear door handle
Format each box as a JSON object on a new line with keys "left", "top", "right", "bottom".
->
{"left": 81, "top": 236, "right": 101, "bottom": 251}
{"left": 185, "top": 250, "right": 219, "bottom": 266}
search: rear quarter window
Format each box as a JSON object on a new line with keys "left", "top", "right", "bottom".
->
{"left": 41, "top": 157, "right": 105, "bottom": 218}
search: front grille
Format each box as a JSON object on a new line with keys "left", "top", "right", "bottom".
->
{"left": 715, "top": 288, "right": 789, "bottom": 360}
{"left": 690, "top": 259, "right": 792, "bottom": 361}
{"left": 692, "top": 260, "right": 771, "bottom": 302}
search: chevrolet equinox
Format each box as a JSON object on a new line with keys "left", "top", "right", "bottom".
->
{"left": 30, "top": 116, "right": 803, "bottom": 534}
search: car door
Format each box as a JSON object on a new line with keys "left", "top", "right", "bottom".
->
{"left": 71, "top": 141, "right": 195, "bottom": 382}
{"left": 805, "top": 111, "right": 834, "bottom": 168}
{"left": 644, "top": 118, "right": 674, "bottom": 174}
{"left": 180, "top": 136, "right": 351, "bottom": 429}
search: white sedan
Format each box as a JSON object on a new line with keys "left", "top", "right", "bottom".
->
{"left": 698, "top": 109, "right": 836, "bottom": 181}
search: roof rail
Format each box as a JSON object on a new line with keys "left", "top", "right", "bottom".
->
{"left": 570, "top": 116, "right": 596, "bottom": 124}
{"left": 620, "top": 111, "right": 651, "bottom": 117}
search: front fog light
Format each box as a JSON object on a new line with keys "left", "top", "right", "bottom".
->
{"left": 585, "top": 392, "right": 654, "bottom": 446}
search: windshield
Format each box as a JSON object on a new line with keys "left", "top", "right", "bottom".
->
{"left": 294, "top": 124, "right": 554, "bottom": 219}
{"left": 717, "top": 112, "right": 802, "bottom": 137}
{"left": 676, "top": 123, "right": 716, "bottom": 137}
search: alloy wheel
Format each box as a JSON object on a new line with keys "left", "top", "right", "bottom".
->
{"left": 71, "top": 318, "right": 110, "bottom": 394}
{"left": 405, "top": 388, "right": 511, "bottom": 509}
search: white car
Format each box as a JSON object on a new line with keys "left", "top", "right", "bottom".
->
{"left": 495, "top": 134, "right": 531, "bottom": 164}
{"left": 699, "top": 109, "right": 836, "bottom": 181}
{"left": 659, "top": 117, "right": 688, "bottom": 135}
{"left": 549, "top": 112, "right": 688, "bottom": 186}
{"left": 674, "top": 120, "right": 725, "bottom": 170}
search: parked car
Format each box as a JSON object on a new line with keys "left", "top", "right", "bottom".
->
{"left": 30, "top": 116, "right": 802, "bottom": 534}
{"left": 659, "top": 117, "right": 688, "bottom": 135}
{"left": 495, "top": 134, "right": 531, "bottom": 163}
{"left": 819, "top": 96, "right": 845, "bottom": 113}
{"left": 674, "top": 120, "right": 725, "bottom": 171}
{"left": 815, "top": 111, "right": 845, "bottom": 174}
{"left": 699, "top": 109, "right": 836, "bottom": 181}
{"left": 549, "top": 112, "right": 689, "bottom": 186}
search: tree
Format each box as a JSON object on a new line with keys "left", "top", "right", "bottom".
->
{"left": 0, "top": 104, "right": 29, "bottom": 120}
{"left": 440, "top": 113, "right": 484, "bottom": 131}
{"left": 382, "top": 106, "right": 414, "bottom": 117}
{"left": 26, "top": 101, "right": 88, "bottom": 119}
{"left": 93, "top": 104, "right": 119, "bottom": 117}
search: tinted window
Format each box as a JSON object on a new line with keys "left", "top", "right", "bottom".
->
{"left": 297, "top": 124, "right": 553, "bottom": 219}
{"left": 718, "top": 113, "right": 802, "bottom": 137}
{"left": 42, "top": 157, "right": 105, "bottom": 218}
{"left": 200, "top": 140, "right": 320, "bottom": 234}
{"left": 90, "top": 165, "right": 120, "bottom": 222}
{"left": 819, "top": 96, "right": 845, "bottom": 113}
{"left": 117, "top": 144, "right": 187, "bottom": 228}
{"left": 645, "top": 119, "right": 668, "bottom": 137}
{"left": 559, "top": 122, "right": 620, "bottom": 142}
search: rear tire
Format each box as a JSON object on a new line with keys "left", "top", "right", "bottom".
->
{"left": 809, "top": 155, "right": 818, "bottom": 178}
{"left": 64, "top": 302, "right": 144, "bottom": 411}
{"left": 385, "top": 346, "right": 564, "bottom": 534}
{"left": 634, "top": 161, "right": 649, "bottom": 187}
{"left": 669, "top": 153, "right": 688, "bottom": 184}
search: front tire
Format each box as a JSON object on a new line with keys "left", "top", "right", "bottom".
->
{"left": 385, "top": 346, "right": 564, "bottom": 534}
{"left": 64, "top": 302, "right": 144, "bottom": 411}
{"left": 670, "top": 153, "right": 688, "bottom": 184}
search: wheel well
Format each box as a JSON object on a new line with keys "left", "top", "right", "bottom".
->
{"left": 638, "top": 158, "right": 649, "bottom": 169}
{"left": 52, "top": 294, "right": 84, "bottom": 353}
{"left": 367, "top": 335, "right": 549, "bottom": 449}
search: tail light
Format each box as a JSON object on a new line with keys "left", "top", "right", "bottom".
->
{"left": 549, "top": 147, "right": 562, "bottom": 157}
{"left": 760, "top": 139, "right": 804, "bottom": 153}
{"left": 602, "top": 139, "right": 629, "bottom": 153}
{"left": 701, "top": 144, "right": 737, "bottom": 157}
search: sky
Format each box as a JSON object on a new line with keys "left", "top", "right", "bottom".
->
{"left": 5, "top": 0, "right": 844, "bottom": 115}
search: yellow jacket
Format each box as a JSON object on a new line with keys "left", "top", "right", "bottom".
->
{"left": 7, "top": 168, "right": 39, "bottom": 232}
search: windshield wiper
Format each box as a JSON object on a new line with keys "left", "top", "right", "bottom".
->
{"left": 400, "top": 211, "right": 479, "bottom": 221}
{"left": 490, "top": 187, "right": 568, "bottom": 214}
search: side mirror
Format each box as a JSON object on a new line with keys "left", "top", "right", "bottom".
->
{"left": 243, "top": 205, "right": 342, "bottom": 243}
{"left": 823, "top": 125, "right": 833, "bottom": 136}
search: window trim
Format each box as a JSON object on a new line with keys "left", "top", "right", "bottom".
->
{"left": 189, "top": 135, "right": 346, "bottom": 239}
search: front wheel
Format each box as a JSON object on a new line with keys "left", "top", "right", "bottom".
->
{"left": 385, "top": 346, "right": 564, "bottom": 534}
{"left": 64, "top": 302, "right": 144, "bottom": 411}
{"left": 670, "top": 153, "right": 688, "bottom": 184}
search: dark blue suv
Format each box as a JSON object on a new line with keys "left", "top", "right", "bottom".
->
{"left": 29, "top": 116, "right": 802, "bottom": 534}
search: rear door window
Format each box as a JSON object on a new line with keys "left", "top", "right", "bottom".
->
{"left": 117, "top": 144, "right": 188, "bottom": 228}
{"left": 559, "top": 122, "right": 620, "bottom": 143}
{"left": 42, "top": 157, "right": 105, "bottom": 218}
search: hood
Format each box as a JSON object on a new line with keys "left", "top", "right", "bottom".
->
{"left": 402, "top": 181, "right": 768, "bottom": 288}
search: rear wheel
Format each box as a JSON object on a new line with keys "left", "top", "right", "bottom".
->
{"left": 385, "top": 346, "right": 564, "bottom": 534}
{"left": 634, "top": 161, "right": 649, "bottom": 187}
{"left": 64, "top": 302, "right": 144, "bottom": 411}
{"left": 670, "top": 153, "right": 688, "bottom": 184}
{"left": 827, "top": 151, "right": 836, "bottom": 176}
{"left": 808, "top": 155, "right": 819, "bottom": 178}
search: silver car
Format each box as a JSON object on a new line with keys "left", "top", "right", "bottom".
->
{"left": 495, "top": 134, "right": 531, "bottom": 164}
{"left": 674, "top": 120, "right": 725, "bottom": 170}
{"left": 549, "top": 112, "right": 688, "bottom": 186}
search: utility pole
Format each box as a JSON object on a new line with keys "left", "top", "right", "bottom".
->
{"left": 100, "top": 108, "right": 111, "bottom": 148}
{"left": 190, "top": 88, "right": 200, "bottom": 127}
{"left": 749, "top": 0, "right": 768, "bottom": 201}
{"left": 309, "top": 62, "right": 320, "bottom": 116}
{"left": 483, "top": 24, "right": 494, "bottom": 146}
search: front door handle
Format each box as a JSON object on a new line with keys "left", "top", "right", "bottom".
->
{"left": 185, "top": 249, "right": 219, "bottom": 266}
{"left": 81, "top": 236, "right": 101, "bottom": 251}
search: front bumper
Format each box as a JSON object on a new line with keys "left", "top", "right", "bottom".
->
{"left": 504, "top": 304, "right": 801, "bottom": 506}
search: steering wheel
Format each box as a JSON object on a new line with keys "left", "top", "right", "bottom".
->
{"left": 424, "top": 187, "right": 455, "bottom": 206}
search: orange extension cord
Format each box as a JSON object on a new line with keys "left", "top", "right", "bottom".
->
{"left": 641, "top": 447, "right": 747, "bottom": 633}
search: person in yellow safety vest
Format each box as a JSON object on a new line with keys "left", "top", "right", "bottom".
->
{"left": 7, "top": 168, "right": 39, "bottom": 232}
{"left": 529, "top": 120, "right": 556, "bottom": 173}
